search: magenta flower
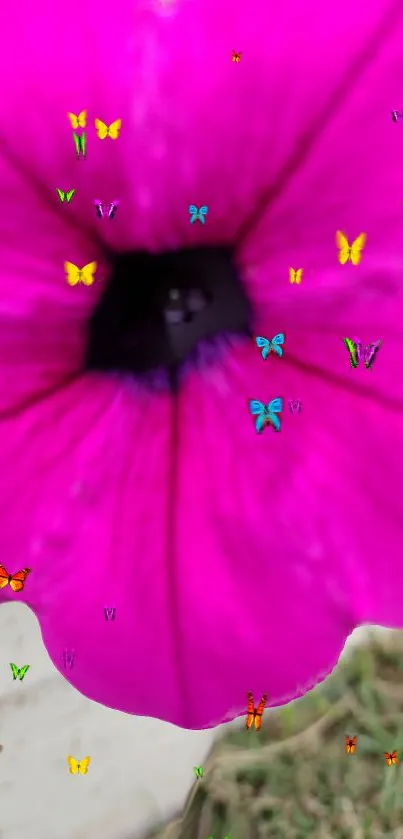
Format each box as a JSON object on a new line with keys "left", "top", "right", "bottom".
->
{"left": 0, "top": 0, "right": 403, "bottom": 729}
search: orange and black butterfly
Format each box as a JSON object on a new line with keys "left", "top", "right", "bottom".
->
{"left": 345, "top": 735, "right": 357, "bottom": 754}
{"left": 0, "top": 565, "right": 31, "bottom": 592}
{"left": 384, "top": 751, "right": 398, "bottom": 766}
{"left": 231, "top": 51, "right": 242, "bottom": 62}
{"left": 246, "top": 691, "right": 268, "bottom": 731}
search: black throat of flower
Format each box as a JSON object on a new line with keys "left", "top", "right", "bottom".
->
{"left": 84, "top": 245, "right": 252, "bottom": 391}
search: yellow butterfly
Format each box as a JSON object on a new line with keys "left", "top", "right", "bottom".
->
{"left": 67, "top": 756, "right": 91, "bottom": 775}
{"left": 289, "top": 267, "right": 303, "bottom": 284}
{"left": 64, "top": 261, "right": 97, "bottom": 287}
{"left": 67, "top": 110, "right": 87, "bottom": 129}
{"left": 336, "top": 231, "right": 366, "bottom": 265}
{"left": 94, "top": 118, "right": 122, "bottom": 140}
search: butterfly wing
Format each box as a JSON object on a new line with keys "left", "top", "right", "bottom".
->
{"left": 64, "top": 262, "right": 79, "bottom": 286}
{"left": 67, "top": 756, "right": 79, "bottom": 774}
{"left": 249, "top": 400, "right": 265, "bottom": 415}
{"left": 271, "top": 333, "right": 285, "bottom": 357}
{"left": 289, "top": 267, "right": 296, "bottom": 283}
{"left": 336, "top": 230, "right": 351, "bottom": 265}
{"left": 77, "top": 110, "right": 87, "bottom": 128}
{"left": 56, "top": 188, "right": 65, "bottom": 202}
{"left": 343, "top": 338, "right": 359, "bottom": 368}
{"left": 18, "top": 665, "right": 30, "bottom": 681}
{"left": 257, "top": 413, "right": 270, "bottom": 433}
{"left": 350, "top": 233, "right": 366, "bottom": 265}
{"left": 268, "top": 397, "right": 283, "bottom": 414}
{"left": 10, "top": 663, "right": 19, "bottom": 679}
{"left": 364, "top": 340, "right": 382, "bottom": 369}
{"left": 9, "top": 568, "right": 31, "bottom": 592}
{"left": 255, "top": 336, "right": 270, "bottom": 360}
{"left": 78, "top": 757, "right": 91, "bottom": 774}
{"left": 392, "top": 751, "right": 398, "bottom": 764}
{"left": 345, "top": 736, "right": 357, "bottom": 754}
{"left": 95, "top": 118, "right": 108, "bottom": 139}
{"left": 94, "top": 201, "right": 104, "bottom": 219}
{"left": 295, "top": 268, "right": 303, "bottom": 284}
{"left": 189, "top": 205, "right": 198, "bottom": 214}
{"left": 73, "top": 132, "right": 81, "bottom": 157}
{"left": 67, "top": 112, "right": 79, "bottom": 129}
{"left": 107, "top": 202, "right": 119, "bottom": 219}
{"left": 254, "top": 693, "right": 268, "bottom": 731}
{"left": 66, "top": 189, "right": 75, "bottom": 203}
{"left": 267, "top": 398, "right": 283, "bottom": 432}
{"left": 107, "top": 119, "right": 122, "bottom": 139}
{"left": 79, "top": 131, "right": 87, "bottom": 158}
{"left": 0, "top": 564, "right": 10, "bottom": 588}
{"left": 81, "top": 262, "right": 97, "bottom": 286}
{"left": 245, "top": 691, "right": 255, "bottom": 730}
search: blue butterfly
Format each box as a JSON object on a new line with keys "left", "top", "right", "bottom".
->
{"left": 255, "top": 334, "right": 285, "bottom": 360}
{"left": 249, "top": 398, "right": 283, "bottom": 433}
{"left": 189, "top": 205, "right": 208, "bottom": 224}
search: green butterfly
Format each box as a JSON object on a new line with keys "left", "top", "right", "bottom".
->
{"left": 193, "top": 766, "right": 203, "bottom": 778}
{"left": 56, "top": 188, "right": 76, "bottom": 204}
{"left": 10, "top": 663, "right": 30, "bottom": 681}
{"left": 73, "top": 131, "right": 86, "bottom": 159}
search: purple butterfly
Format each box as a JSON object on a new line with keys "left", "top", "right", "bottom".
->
{"left": 94, "top": 200, "right": 119, "bottom": 220}
{"left": 288, "top": 399, "right": 302, "bottom": 414}
{"left": 343, "top": 338, "right": 382, "bottom": 369}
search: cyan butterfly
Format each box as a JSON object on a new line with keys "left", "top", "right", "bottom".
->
{"left": 249, "top": 398, "right": 283, "bottom": 433}
{"left": 255, "top": 334, "right": 285, "bottom": 360}
{"left": 189, "top": 205, "right": 208, "bottom": 224}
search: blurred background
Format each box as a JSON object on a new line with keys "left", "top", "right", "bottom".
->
{"left": 0, "top": 606, "right": 401, "bottom": 839}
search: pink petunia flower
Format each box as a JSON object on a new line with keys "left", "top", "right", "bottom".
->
{"left": 0, "top": 0, "right": 403, "bottom": 729}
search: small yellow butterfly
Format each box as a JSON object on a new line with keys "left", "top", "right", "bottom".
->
{"left": 64, "top": 261, "right": 97, "bottom": 287}
{"left": 289, "top": 267, "right": 303, "bottom": 284}
{"left": 67, "top": 756, "right": 91, "bottom": 775}
{"left": 67, "top": 110, "right": 87, "bottom": 129}
{"left": 336, "top": 231, "right": 366, "bottom": 265}
{"left": 94, "top": 118, "right": 122, "bottom": 140}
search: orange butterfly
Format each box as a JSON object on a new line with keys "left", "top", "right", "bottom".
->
{"left": 245, "top": 691, "right": 268, "bottom": 731}
{"left": 385, "top": 751, "right": 398, "bottom": 766}
{"left": 0, "top": 565, "right": 31, "bottom": 592}
{"left": 345, "top": 735, "right": 357, "bottom": 754}
{"left": 231, "top": 51, "right": 242, "bottom": 62}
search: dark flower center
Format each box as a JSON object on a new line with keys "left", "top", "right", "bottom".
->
{"left": 84, "top": 246, "right": 252, "bottom": 390}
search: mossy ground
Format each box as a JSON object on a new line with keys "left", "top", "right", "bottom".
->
{"left": 148, "top": 631, "right": 403, "bottom": 839}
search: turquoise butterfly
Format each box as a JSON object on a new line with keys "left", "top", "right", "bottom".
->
{"left": 255, "top": 334, "right": 285, "bottom": 359}
{"left": 189, "top": 205, "right": 208, "bottom": 224}
{"left": 249, "top": 398, "right": 283, "bottom": 433}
